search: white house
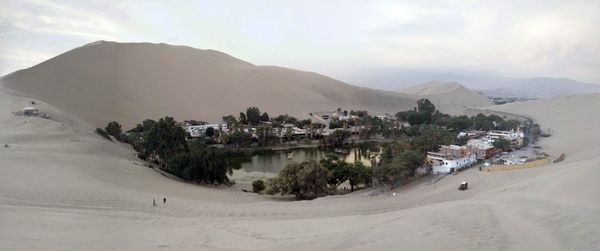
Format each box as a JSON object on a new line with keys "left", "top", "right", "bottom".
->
{"left": 186, "top": 124, "right": 228, "bottom": 137}
{"left": 427, "top": 152, "right": 477, "bottom": 174}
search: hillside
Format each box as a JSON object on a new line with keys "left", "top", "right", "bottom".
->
{"left": 397, "top": 81, "right": 493, "bottom": 115}
{"left": 2, "top": 84, "right": 599, "bottom": 250}
{"left": 0, "top": 41, "right": 416, "bottom": 127}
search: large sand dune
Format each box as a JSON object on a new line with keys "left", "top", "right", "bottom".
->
{"left": 1, "top": 82, "right": 599, "bottom": 250}
{"left": 398, "top": 81, "right": 494, "bottom": 115}
{"left": 0, "top": 41, "right": 416, "bottom": 128}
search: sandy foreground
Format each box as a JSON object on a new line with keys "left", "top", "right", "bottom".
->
{"left": 1, "top": 87, "right": 599, "bottom": 250}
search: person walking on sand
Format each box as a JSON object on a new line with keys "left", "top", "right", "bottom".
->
{"left": 163, "top": 197, "right": 166, "bottom": 204}
{"left": 153, "top": 198, "right": 157, "bottom": 207}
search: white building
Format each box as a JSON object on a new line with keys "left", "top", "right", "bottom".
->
{"left": 427, "top": 152, "right": 477, "bottom": 174}
{"left": 22, "top": 107, "right": 39, "bottom": 116}
{"left": 488, "top": 129, "right": 525, "bottom": 148}
{"left": 186, "top": 124, "right": 228, "bottom": 137}
{"left": 503, "top": 156, "right": 527, "bottom": 165}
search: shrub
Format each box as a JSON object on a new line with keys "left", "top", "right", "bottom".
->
{"left": 252, "top": 179, "right": 266, "bottom": 193}
{"left": 96, "top": 128, "right": 112, "bottom": 141}
{"left": 105, "top": 121, "right": 123, "bottom": 141}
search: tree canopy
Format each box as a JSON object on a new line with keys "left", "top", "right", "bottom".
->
{"left": 266, "top": 160, "right": 330, "bottom": 200}
{"left": 144, "top": 116, "right": 187, "bottom": 161}
{"left": 105, "top": 121, "right": 123, "bottom": 140}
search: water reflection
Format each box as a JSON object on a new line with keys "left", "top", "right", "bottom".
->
{"left": 229, "top": 147, "right": 379, "bottom": 183}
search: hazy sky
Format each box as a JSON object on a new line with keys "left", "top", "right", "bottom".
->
{"left": 1, "top": 0, "right": 599, "bottom": 84}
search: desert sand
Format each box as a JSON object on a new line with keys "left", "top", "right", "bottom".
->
{"left": 1, "top": 41, "right": 417, "bottom": 128}
{"left": 1, "top": 80, "right": 599, "bottom": 250}
{"left": 398, "top": 81, "right": 494, "bottom": 115}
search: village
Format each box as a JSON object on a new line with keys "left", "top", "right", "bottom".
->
{"left": 178, "top": 105, "right": 545, "bottom": 177}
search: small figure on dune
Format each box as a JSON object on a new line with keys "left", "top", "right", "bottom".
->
{"left": 153, "top": 198, "right": 157, "bottom": 207}
{"left": 163, "top": 197, "right": 166, "bottom": 204}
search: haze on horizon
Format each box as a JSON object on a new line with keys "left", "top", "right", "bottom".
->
{"left": 1, "top": 0, "right": 599, "bottom": 85}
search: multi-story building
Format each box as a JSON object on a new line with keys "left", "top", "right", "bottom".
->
{"left": 488, "top": 129, "right": 524, "bottom": 149}
{"left": 466, "top": 139, "right": 497, "bottom": 159}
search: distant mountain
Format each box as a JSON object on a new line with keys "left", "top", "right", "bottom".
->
{"left": 348, "top": 69, "right": 600, "bottom": 99}
{"left": 479, "top": 78, "right": 600, "bottom": 99}
{"left": 397, "top": 81, "right": 493, "bottom": 115}
{"left": 1, "top": 41, "right": 417, "bottom": 127}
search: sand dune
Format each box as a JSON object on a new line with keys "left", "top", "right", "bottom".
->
{"left": 1, "top": 80, "right": 599, "bottom": 250}
{"left": 0, "top": 41, "right": 416, "bottom": 127}
{"left": 398, "top": 81, "right": 494, "bottom": 115}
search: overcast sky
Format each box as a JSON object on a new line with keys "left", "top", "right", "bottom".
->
{"left": 1, "top": 0, "right": 599, "bottom": 84}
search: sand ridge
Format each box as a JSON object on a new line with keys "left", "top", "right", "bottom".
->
{"left": 398, "top": 81, "right": 494, "bottom": 115}
{"left": 0, "top": 41, "right": 417, "bottom": 128}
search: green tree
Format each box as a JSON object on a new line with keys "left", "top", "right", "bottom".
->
{"left": 323, "top": 130, "right": 350, "bottom": 147}
{"left": 498, "top": 119, "right": 521, "bottom": 131}
{"left": 227, "top": 131, "right": 252, "bottom": 148}
{"left": 105, "top": 121, "right": 123, "bottom": 140}
{"left": 409, "top": 125, "right": 455, "bottom": 153}
{"left": 239, "top": 112, "right": 247, "bottom": 125}
{"left": 374, "top": 150, "right": 423, "bottom": 188}
{"left": 374, "top": 158, "right": 410, "bottom": 188}
{"left": 347, "top": 162, "right": 372, "bottom": 192}
{"left": 222, "top": 115, "right": 237, "bottom": 127}
{"left": 447, "top": 115, "right": 472, "bottom": 131}
{"left": 252, "top": 179, "right": 266, "bottom": 193}
{"left": 205, "top": 127, "right": 215, "bottom": 138}
{"left": 492, "top": 138, "right": 512, "bottom": 151}
{"left": 96, "top": 128, "right": 111, "bottom": 141}
{"left": 395, "top": 111, "right": 411, "bottom": 122}
{"left": 408, "top": 111, "right": 432, "bottom": 125}
{"left": 417, "top": 98, "right": 436, "bottom": 114}
{"left": 144, "top": 116, "right": 187, "bottom": 162}
{"left": 320, "top": 154, "right": 349, "bottom": 188}
{"left": 178, "top": 141, "right": 231, "bottom": 184}
{"left": 261, "top": 112, "right": 270, "bottom": 122}
{"left": 265, "top": 160, "right": 330, "bottom": 200}
{"left": 246, "top": 107, "right": 262, "bottom": 125}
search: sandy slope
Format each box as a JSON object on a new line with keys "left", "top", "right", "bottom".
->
{"left": 0, "top": 41, "right": 416, "bottom": 128}
{"left": 1, "top": 86, "right": 599, "bottom": 250}
{"left": 398, "top": 81, "right": 494, "bottom": 115}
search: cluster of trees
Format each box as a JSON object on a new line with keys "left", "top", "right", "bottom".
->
{"left": 395, "top": 99, "right": 523, "bottom": 132}
{"left": 375, "top": 148, "right": 424, "bottom": 188}
{"left": 264, "top": 158, "right": 372, "bottom": 200}
{"left": 265, "top": 160, "right": 330, "bottom": 200}
{"left": 101, "top": 117, "right": 235, "bottom": 185}
{"left": 218, "top": 107, "right": 330, "bottom": 148}
{"left": 492, "top": 138, "right": 512, "bottom": 152}
{"left": 320, "top": 155, "right": 372, "bottom": 192}
{"left": 320, "top": 130, "right": 351, "bottom": 148}
{"left": 165, "top": 140, "right": 231, "bottom": 184}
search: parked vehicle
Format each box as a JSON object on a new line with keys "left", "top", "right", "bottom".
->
{"left": 459, "top": 181, "right": 468, "bottom": 190}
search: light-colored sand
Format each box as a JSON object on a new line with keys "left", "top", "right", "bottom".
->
{"left": 398, "top": 81, "right": 494, "bottom": 115}
{"left": 1, "top": 84, "right": 599, "bottom": 250}
{"left": 1, "top": 41, "right": 417, "bottom": 128}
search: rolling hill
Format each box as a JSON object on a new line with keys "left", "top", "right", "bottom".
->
{"left": 397, "top": 81, "right": 493, "bottom": 115}
{"left": 1, "top": 41, "right": 417, "bottom": 127}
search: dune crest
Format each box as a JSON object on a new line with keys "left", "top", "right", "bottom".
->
{"left": 398, "top": 81, "right": 494, "bottom": 115}
{"left": 1, "top": 41, "right": 416, "bottom": 127}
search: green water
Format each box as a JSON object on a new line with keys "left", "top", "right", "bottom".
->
{"left": 229, "top": 147, "right": 379, "bottom": 183}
